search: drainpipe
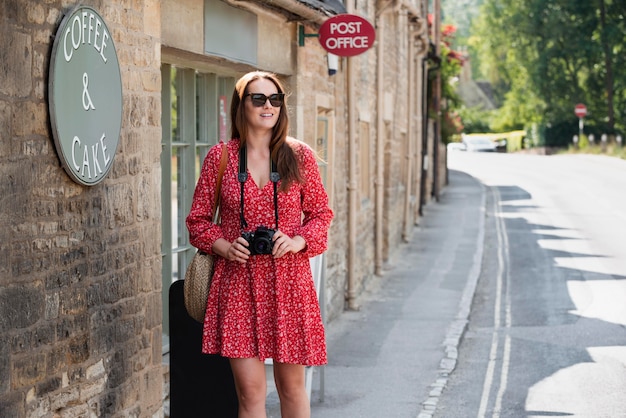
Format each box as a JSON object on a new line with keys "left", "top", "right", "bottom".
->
{"left": 419, "top": 2, "right": 435, "bottom": 216}
{"left": 345, "top": 1, "right": 359, "bottom": 310}
{"left": 374, "top": 0, "right": 395, "bottom": 276}
{"left": 419, "top": 54, "right": 429, "bottom": 216}
{"left": 432, "top": 0, "right": 442, "bottom": 201}
{"left": 403, "top": 23, "right": 417, "bottom": 243}
{"left": 413, "top": 22, "right": 428, "bottom": 223}
{"left": 401, "top": 5, "right": 427, "bottom": 240}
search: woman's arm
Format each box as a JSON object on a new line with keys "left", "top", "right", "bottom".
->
{"left": 186, "top": 143, "right": 226, "bottom": 254}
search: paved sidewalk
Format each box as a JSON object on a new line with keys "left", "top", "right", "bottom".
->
{"left": 302, "top": 169, "right": 486, "bottom": 418}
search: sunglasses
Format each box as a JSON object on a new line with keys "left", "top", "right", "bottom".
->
{"left": 245, "top": 93, "right": 285, "bottom": 107}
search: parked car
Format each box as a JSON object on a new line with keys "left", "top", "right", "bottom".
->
{"left": 462, "top": 136, "right": 498, "bottom": 152}
{"left": 447, "top": 142, "right": 467, "bottom": 152}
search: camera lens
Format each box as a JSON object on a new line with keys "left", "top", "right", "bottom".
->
{"left": 254, "top": 238, "right": 271, "bottom": 254}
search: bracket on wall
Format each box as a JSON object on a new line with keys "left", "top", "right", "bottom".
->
{"left": 298, "top": 24, "right": 319, "bottom": 46}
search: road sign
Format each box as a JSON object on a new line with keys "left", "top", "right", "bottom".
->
{"left": 574, "top": 103, "right": 587, "bottom": 118}
{"left": 318, "top": 14, "right": 376, "bottom": 57}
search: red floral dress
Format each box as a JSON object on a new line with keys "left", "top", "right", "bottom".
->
{"left": 186, "top": 138, "right": 333, "bottom": 366}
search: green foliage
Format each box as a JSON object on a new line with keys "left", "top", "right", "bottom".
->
{"left": 464, "top": 0, "right": 626, "bottom": 143}
{"left": 565, "top": 139, "right": 626, "bottom": 161}
{"left": 457, "top": 106, "right": 492, "bottom": 133}
{"left": 440, "top": 44, "right": 463, "bottom": 110}
{"left": 504, "top": 133, "right": 525, "bottom": 152}
{"left": 430, "top": 27, "right": 465, "bottom": 144}
{"left": 442, "top": 0, "right": 485, "bottom": 41}
{"left": 544, "top": 120, "right": 581, "bottom": 147}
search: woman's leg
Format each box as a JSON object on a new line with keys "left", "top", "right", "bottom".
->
{"left": 229, "top": 358, "right": 267, "bottom": 418}
{"left": 273, "top": 362, "right": 310, "bottom": 418}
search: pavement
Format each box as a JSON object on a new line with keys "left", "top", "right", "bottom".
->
{"left": 272, "top": 169, "right": 487, "bottom": 418}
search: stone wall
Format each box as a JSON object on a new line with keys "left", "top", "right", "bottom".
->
{"left": 0, "top": 1, "right": 163, "bottom": 416}
{"left": 294, "top": 21, "right": 350, "bottom": 322}
{"left": 316, "top": 1, "right": 428, "bottom": 317}
{"left": 383, "top": 10, "right": 412, "bottom": 258}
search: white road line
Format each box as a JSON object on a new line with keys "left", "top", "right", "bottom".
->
{"left": 477, "top": 188, "right": 503, "bottom": 417}
{"left": 478, "top": 329, "right": 499, "bottom": 418}
{"left": 477, "top": 187, "right": 513, "bottom": 418}
{"left": 493, "top": 189, "right": 512, "bottom": 417}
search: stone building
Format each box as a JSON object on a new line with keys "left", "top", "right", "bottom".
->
{"left": 0, "top": 0, "right": 445, "bottom": 415}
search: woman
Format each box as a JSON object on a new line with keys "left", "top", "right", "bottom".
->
{"left": 186, "top": 71, "right": 333, "bottom": 418}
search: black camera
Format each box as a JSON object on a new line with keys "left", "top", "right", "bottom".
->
{"left": 242, "top": 226, "right": 276, "bottom": 255}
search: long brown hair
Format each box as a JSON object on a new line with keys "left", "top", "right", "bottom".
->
{"left": 230, "top": 71, "right": 303, "bottom": 192}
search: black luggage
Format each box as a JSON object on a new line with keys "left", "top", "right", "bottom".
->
{"left": 168, "top": 280, "right": 238, "bottom": 417}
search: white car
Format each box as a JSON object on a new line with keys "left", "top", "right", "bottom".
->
{"left": 447, "top": 142, "right": 467, "bottom": 152}
{"left": 462, "top": 136, "right": 497, "bottom": 152}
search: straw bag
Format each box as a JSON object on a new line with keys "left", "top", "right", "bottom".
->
{"left": 183, "top": 143, "right": 228, "bottom": 323}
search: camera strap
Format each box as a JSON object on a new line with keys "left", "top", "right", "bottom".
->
{"left": 238, "top": 145, "right": 280, "bottom": 230}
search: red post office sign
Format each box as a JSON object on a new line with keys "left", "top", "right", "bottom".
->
{"left": 318, "top": 14, "right": 376, "bottom": 57}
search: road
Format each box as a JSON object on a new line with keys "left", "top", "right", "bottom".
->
{"left": 438, "top": 151, "right": 626, "bottom": 417}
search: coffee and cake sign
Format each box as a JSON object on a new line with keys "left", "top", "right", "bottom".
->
{"left": 49, "top": 5, "right": 122, "bottom": 186}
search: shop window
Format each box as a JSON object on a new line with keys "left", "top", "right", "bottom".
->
{"left": 161, "top": 64, "right": 234, "bottom": 344}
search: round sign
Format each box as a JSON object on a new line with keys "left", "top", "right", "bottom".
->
{"left": 318, "top": 14, "right": 376, "bottom": 57}
{"left": 49, "top": 5, "right": 123, "bottom": 186}
{"left": 574, "top": 103, "right": 587, "bottom": 118}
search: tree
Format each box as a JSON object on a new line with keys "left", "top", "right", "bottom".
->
{"left": 469, "top": 0, "right": 626, "bottom": 142}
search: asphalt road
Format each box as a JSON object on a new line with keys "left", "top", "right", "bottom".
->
{"left": 265, "top": 150, "right": 626, "bottom": 418}
{"left": 437, "top": 151, "right": 626, "bottom": 418}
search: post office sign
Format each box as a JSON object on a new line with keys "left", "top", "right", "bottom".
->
{"left": 318, "top": 14, "right": 376, "bottom": 57}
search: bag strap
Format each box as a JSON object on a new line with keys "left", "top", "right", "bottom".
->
{"left": 211, "top": 142, "right": 228, "bottom": 222}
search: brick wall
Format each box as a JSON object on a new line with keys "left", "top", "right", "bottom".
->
{"left": 0, "top": 1, "right": 163, "bottom": 416}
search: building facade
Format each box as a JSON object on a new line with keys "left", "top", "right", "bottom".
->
{"left": 0, "top": 0, "right": 445, "bottom": 415}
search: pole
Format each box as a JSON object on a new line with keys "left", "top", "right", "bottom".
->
{"left": 579, "top": 118, "right": 584, "bottom": 139}
{"left": 432, "top": 0, "right": 441, "bottom": 201}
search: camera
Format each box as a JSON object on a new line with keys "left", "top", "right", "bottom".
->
{"left": 242, "top": 226, "right": 276, "bottom": 255}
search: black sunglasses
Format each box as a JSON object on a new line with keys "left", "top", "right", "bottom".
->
{"left": 245, "top": 93, "right": 285, "bottom": 107}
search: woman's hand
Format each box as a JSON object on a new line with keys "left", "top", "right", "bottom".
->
{"left": 229, "top": 237, "right": 251, "bottom": 263}
{"left": 272, "top": 231, "right": 306, "bottom": 258}
{"left": 214, "top": 237, "right": 250, "bottom": 264}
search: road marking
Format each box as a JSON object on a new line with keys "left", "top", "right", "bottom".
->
{"left": 478, "top": 187, "right": 512, "bottom": 418}
{"left": 493, "top": 188, "right": 512, "bottom": 417}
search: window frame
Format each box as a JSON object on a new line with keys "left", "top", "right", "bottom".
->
{"left": 161, "top": 63, "right": 234, "bottom": 347}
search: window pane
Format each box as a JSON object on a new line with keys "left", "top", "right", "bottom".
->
{"left": 172, "top": 252, "right": 180, "bottom": 283}
{"left": 196, "top": 146, "right": 209, "bottom": 181}
{"left": 171, "top": 146, "right": 186, "bottom": 249}
{"left": 171, "top": 67, "right": 181, "bottom": 142}
{"left": 219, "top": 77, "right": 234, "bottom": 143}
{"left": 196, "top": 73, "right": 209, "bottom": 144}
{"left": 218, "top": 95, "right": 229, "bottom": 143}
